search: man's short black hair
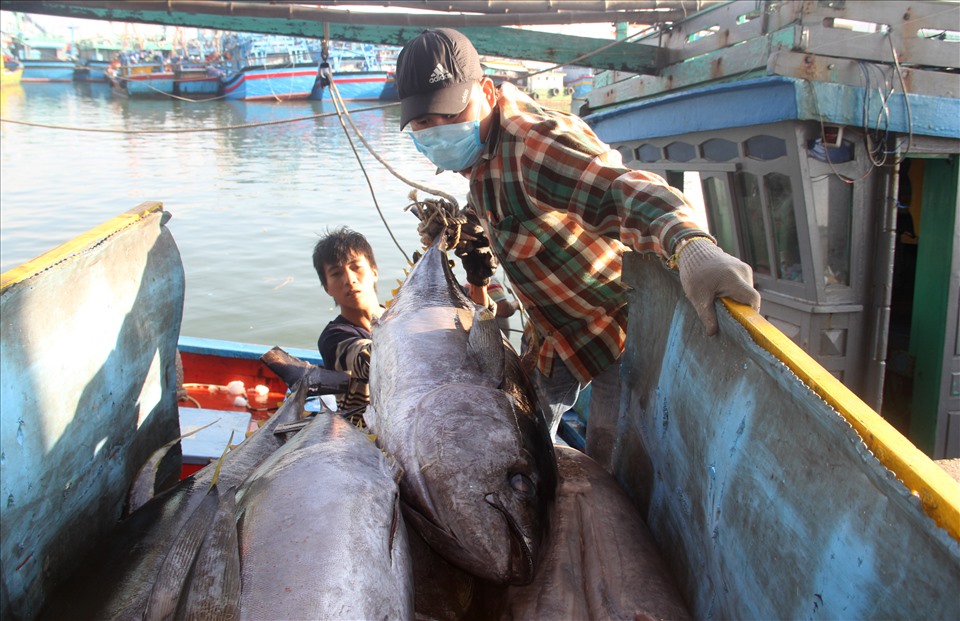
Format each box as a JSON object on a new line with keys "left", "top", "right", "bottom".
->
{"left": 312, "top": 227, "right": 377, "bottom": 288}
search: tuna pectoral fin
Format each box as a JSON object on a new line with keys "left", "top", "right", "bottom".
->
{"left": 467, "top": 307, "right": 505, "bottom": 385}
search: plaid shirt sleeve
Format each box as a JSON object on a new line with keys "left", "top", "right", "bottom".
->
{"left": 468, "top": 84, "right": 708, "bottom": 383}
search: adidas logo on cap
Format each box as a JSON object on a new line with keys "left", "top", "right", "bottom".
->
{"left": 428, "top": 63, "right": 453, "bottom": 84}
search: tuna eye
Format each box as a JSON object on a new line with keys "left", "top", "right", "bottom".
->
{"left": 509, "top": 473, "right": 535, "bottom": 497}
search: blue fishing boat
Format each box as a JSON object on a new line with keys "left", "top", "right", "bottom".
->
{"left": 107, "top": 52, "right": 175, "bottom": 97}
{"left": 311, "top": 42, "right": 399, "bottom": 102}
{"left": 562, "top": 66, "right": 593, "bottom": 112}
{"left": 1, "top": 2, "right": 958, "bottom": 620}
{"left": 172, "top": 59, "right": 220, "bottom": 98}
{"left": 72, "top": 37, "right": 122, "bottom": 82}
{"left": 219, "top": 34, "right": 317, "bottom": 101}
{"left": 9, "top": 35, "right": 74, "bottom": 82}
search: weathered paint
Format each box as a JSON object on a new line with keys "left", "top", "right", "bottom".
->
{"left": 616, "top": 253, "right": 960, "bottom": 620}
{"left": 2, "top": 1, "right": 659, "bottom": 73}
{"left": 178, "top": 335, "right": 322, "bottom": 367}
{"left": 586, "top": 75, "right": 960, "bottom": 143}
{"left": 0, "top": 203, "right": 185, "bottom": 621}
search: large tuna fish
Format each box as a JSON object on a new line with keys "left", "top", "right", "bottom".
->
{"left": 39, "top": 380, "right": 313, "bottom": 621}
{"left": 235, "top": 412, "right": 412, "bottom": 620}
{"left": 365, "top": 243, "right": 557, "bottom": 586}
{"left": 476, "top": 446, "right": 693, "bottom": 620}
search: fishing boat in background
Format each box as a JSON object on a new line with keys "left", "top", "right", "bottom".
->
{"left": 9, "top": 34, "right": 75, "bottom": 82}
{"left": 171, "top": 59, "right": 220, "bottom": 98}
{"left": 219, "top": 33, "right": 317, "bottom": 101}
{"left": 561, "top": 66, "right": 593, "bottom": 113}
{"left": 106, "top": 50, "right": 175, "bottom": 97}
{"left": 0, "top": 53, "right": 24, "bottom": 88}
{"left": 481, "top": 56, "right": 573, "bottom": 112}
{"left": 310, "top": 41, "right": 399, "bottom": 102}
{"left": 72, "top": 37, "right": 122, "bottom": 82}
{"left": 168, "top": 29, "right": 222, "bottom": 98}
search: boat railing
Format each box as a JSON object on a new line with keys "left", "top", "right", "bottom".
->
{"left": 116, "top": 62, "right": 171, "bottom": 77}
{"left": 589, "top": 0, "right": 960, "bottom": 111}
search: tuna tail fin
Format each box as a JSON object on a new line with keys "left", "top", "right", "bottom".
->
{"left": 467, "top": 306, "right": 505, "bottom": 386}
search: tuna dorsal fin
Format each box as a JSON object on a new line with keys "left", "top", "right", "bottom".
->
{"left": 467, "top": 307, "right": 505, "bottom": 385}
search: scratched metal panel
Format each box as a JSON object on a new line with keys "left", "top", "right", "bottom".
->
{"left": 617, "top": 253, "right": 960, "bottom": 620}
{"left": 0, "top": 204, "right": 185, "bottom": 621}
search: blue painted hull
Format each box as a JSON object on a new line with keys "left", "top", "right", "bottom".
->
{"left": 380, "top": 75, "right": 398, "bottom": 101}
{"left": 74, "top": 61, "right": 110, "bottom": 83}
{"left": 221, "top": 64, "right": 317, "bottom": 101}
{"left": 309, "top": 70, "right": 389, "bottom": 101}
{"left": 20, "top": 61, "right": 75, "bottom": 82}
{"left": 564, "top": 76, "right": 593, "bottom": 101}
{"left": 115, "top": 74, "right": 176, "bottom": 97}
{"left": 174, "top": 76, "right": 220, "bottom": 96}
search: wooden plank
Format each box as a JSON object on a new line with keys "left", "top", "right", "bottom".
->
{"left": 767, "top": 49, "right": 960, "bottom": 99}
{"left": 658, "top": 0, "right": 773, "bottom": 63}
{"left": 584, "top": 27, "right": 796, "bottom": 110}
{"left": 795, "top": 0, "right": 960, "bottom": 69}
{"left": 1, "top": 1, "right": 661, "bottom": 73}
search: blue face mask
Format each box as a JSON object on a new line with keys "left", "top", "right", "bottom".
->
{"left": 410, "top": 119, "right": 484, "bottom": 172}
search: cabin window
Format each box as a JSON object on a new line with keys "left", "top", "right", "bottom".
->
{"left": 766, "top": 173, "right": 803, "bottom": 282}
{"left": 665, "top": 141, "right": 696, "bottom": 162}
{"left": 811, "top": 175, "right": 853, "bottom": 286}
{"left": 701, "top": 175, "right": 738, "bottom": 256}
{"left": 637, "top": 144, "right": 662, "bottom": 163}
{"left": 701, "top": 138, "right": 739, "bottom": 162}
{"left": 667, "top": 171, "right": 710, "bottom": 230}
{"left": 745, "top": 135, "right": 787, "bottom": 161}
{"left": 737, "top": 172, "right": 772, "bottom": 276}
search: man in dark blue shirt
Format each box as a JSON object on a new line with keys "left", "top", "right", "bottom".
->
{"left": 313, "top": 227, "right": 382, "bottom": 426}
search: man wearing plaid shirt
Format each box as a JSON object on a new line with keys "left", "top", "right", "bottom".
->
{"left": 396, "top": 29, "right": 760, "bottom": 471}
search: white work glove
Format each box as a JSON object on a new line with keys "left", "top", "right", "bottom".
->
{"left": 677, "top": 238, "right": 761, "bottom": 336}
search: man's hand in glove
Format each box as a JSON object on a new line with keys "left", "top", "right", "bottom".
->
{"left": 677, "top": 237, "right": 761, "bottom": 336}
{"left": 455, "top": 219, "right": 498, "bottom": 287}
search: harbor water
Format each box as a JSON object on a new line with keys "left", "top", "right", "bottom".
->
{"left": 0, "top": 82, "right": 472, "bottom": 352}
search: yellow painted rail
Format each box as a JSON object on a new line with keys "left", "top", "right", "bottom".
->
{"left": 1, "top": 201, "right": 164, "bottom": 293}
{"left": 722, "top": 298, "right": 960, "bottom": 543}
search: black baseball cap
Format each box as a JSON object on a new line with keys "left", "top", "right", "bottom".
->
{"left": 396, "top": 28, "right": 483, "bottom": 130}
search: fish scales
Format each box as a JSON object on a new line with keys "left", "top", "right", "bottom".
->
{"left": 475, "top": 446, "right": 694, "bottom": 620}
{"left": 38, "top": 381, "right": 311, "bottom": 621}
{"left": 235, "top": 413, "right": 412, "bottom": 621}
{"left": 366, "top": 244, "right": 557, "bottom": 586}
